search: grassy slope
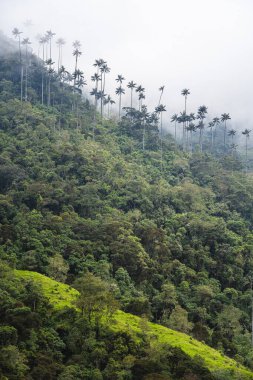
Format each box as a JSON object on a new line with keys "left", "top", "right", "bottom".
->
{"left": 15, "top": 270, "right": 253, "bottom": 379}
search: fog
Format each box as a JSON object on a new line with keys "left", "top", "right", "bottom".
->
{"left": 1, "top": 0, "right": 253, "bottom": 134}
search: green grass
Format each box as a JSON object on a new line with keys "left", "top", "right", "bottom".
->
{"left": 15, "top": 270, "right": 253, "bottom": 379}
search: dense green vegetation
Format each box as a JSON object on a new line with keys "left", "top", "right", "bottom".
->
{"left": 1, "top": 32, "right": 253, "bottom": 379}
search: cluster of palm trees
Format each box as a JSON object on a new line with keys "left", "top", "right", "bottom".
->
{"left": 11, "top": 26, "right": 251, "bottom": 170}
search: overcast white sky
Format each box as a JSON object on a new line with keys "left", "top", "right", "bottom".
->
{"left": 1, "top": 0, "right": 253, "bottom": 131}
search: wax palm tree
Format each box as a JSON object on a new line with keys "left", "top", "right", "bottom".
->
{"left": 155, "top": 104, "right": 166, "bottom": 169}
{"left": 242, "top": 129, "right": 251, "bottom": 172}
{"left": 212, "top": 117, "right": 220, "bottom": 148}
{"left": 116, "top": 74, "right": 125, "bottom": 84}
{"left": 187, "top": 122, "right": 196, "bottom": 153}
{"left": 136, "top": 85, "right": 145, "bottom": 95}
{"left": 228, "top": 129, "right": 236, "bottom": 144}
{"left": 208, "top": 121, "right": 215, "bottom": 151}
{"left": 115, "top": 86, "right": 125, "bottom": 119}
{"left": 158, "top": 85, "right": 165, "bottom": 105}
{"left": 21, "top": 37, "right": 31, "bottom": 101}
{"left": 171, "top": 114, "right": 178, "bottom": 140}
{"left": 100, "top": 63, "right": 110, "bottom": 117}
{"left": 73, "top": 40, "right": 81, "bottom": 49}
{"left": 12, "top": 28, "right": 23, "bottom": 102}
{"left": 196, "top": 105, "right": 208, "bottom": 152}
{"left": 181, "top": 89, "right": 190, "bottom": 149}
{"left": 39, "top": 35, "right": 48, "bottom": 105}
{"left": 221, "top": 113, "right": 231, "bottom": 148}
{"left": 138, "top": 92, "right": 145, "bottom": 110}
{"left": 73, "top": 48, "right": 82, "bottom": 88}
{"left": 141, "top": 105, "right": 149, "bottom": 151}
{"left": 127, "top": 81, "right": 136, "bottom": 108}
{"left": 56, "top": 38, "right": 65, "bottom": 72}
{"left": 178, "top": 111, "right": 188, "bottom": 144}
{"left": 46, "top": 30, "right": 56, "bottom": 61}
{"left": 91, "top": 73, "right": 101, "bottom": 121}
{"left": 45, "top": 58, "right": 54, "bottom": 106}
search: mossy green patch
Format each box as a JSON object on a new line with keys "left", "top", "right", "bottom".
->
{"left": 15, "top": 270, "right": 253, "bottom": 379}
{"left": 15, "top": 270, "right": 79, "bottom": 309}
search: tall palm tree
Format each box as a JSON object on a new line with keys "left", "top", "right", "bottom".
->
{"left": 141, "top": 105, "right": 149, "bottom": 151}
{"left": 155, "top": 104, "right": 166, "bottom": 170}
{"left": 57, "top": 65, "right": 70, "bottom": 128}
{"left": 127, "top": 81, "right": 136, "bottom": 109}
{"left": 115, "top": 86, "right": 125, "bottom": 119}
{"left": 100, "top": 63, "right": 110, "bottom": 118}
{"left": 56, "top": 38, "right": 65, "bottom": 72}
{"left": 115, "top": 75, "right": 125, "bottom": 119}
{"left": 138, "top": 92, "right": 145, "bottom": 110}
{"left": 46, "top": 30, "right": 56, "bottom": 61}
{"left": 39, "top": 35, "right": 48, "bottom": 105}
{"left": 228, "top": 129, "right": 236, "bottom": 144}
{"left": 242, "top": 129, "right": 251, "bottom": 172}
{"left": 221, "top": 113, "right": 231, "bottom": 148}
{"left": 158, "top": 85, "right": 165, "bottom": 105}
{"left": 208, "top": 121, "right": 215, "bottom": 151}
{"left": 91, "top": 73, "right": 101, "bottom": 121}
{"left": 171, "top": 114, "right": 178, "bottom": 140}
{"left": 109, "top": 98, "right": 116, "bottom": 116}
{"left": 187, "top": 122, "right": 196, "bottom": 153}
{"left": 12, "top": 28, "right": 23, "bottom": 102}
{"left": 212, "top": 117, "right": 220, "bottom": 149}
{"left": 196, "top": 105, "right": 208, "bottom": 152}
{"left": 45, "top": 58, "right": 55, "bottom": 106}
{"left": 21, "top": 37, "right": 31, "bottom": 101}
{"left": 73, "top": 48, "right": 82, "bottom": 88}
{"left": 181, "top": 89, "right": 190, "bottom": 149}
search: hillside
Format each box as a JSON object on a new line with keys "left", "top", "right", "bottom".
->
{"left": 15, "top": 269, "right": 253, "bottom": 379}
{"left": 1, "top": 32, "right": 253, "bottom": 379}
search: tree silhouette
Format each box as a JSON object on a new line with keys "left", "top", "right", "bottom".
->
{"left": 115, "top": 86, "right": 125, "bottom": 120}
{"left": 242, "top": 129, "right": 251, "bottom": 172}
{"left": 127, "top": 81, "right": 136, "bottom": 109}
{"left": 12, "top": 28, "right": 23, "bottom": 102}
{"left": 187, "top": 122, "right": 196, "bottom": 153}
{"left": 46, "top": 30, "right": 56, "bottom": 62}
{"left": 171, "top": 114, "right": 178, "bottom": 140}
{"left": 196, "top": 105, "right": 208, "bottom": 152}
{"left": 21, "top": 37, "right": 31, "bottom": 101}
{"left": 212, "top": 117, "right": 220, "bottom": 149}
{"left": 100, "top": 62, "right": 110, "bottom": 118}
{"left": 155, "top": 104, "right": 166, "bottom": 170}
{"left": 56, "top": 38, "right": 65, "bottom": 72}
{"left": 158, "top": 85, "right": 165, "bottom": 105}
{"left": 208, "top": 121, "right": 215, "bottom": 151}
{"left": 221, "top": 113, "right": 231, "bottom": 148}
{"left": 228, "top": 129, "right": 236, "bottom": 144}
{"left": 181, "top": 89, "right": 190, "bottom": 149}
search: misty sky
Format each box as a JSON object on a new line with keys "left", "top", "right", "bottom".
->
{"left": 1, "top": 0, "right": 253, "bottom": 131}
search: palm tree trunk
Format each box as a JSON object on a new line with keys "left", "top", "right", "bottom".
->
{"left": 131, "top": 89, "right": 133, "bottom": 109}
{"left": 18, "top": 36, "right": 23, "bottom": 103}
{"left": 174, "top": 121, "right": 177, "bottom": 140}
{"left": 25, "top": 45, "right": 28, "bottom": 101}
{"left": 42, "top": 44, "right": 44, "bottom": 105}
{"left": 224, "top": 121, "right": 227, "bottom": 147}
{"left": 48, "top": 73, "right": 51, "bottom": 106}
{"left": 246, "top": 136, "right": 248, "bottom": 173}
{"left": 100, "top": 73, "right": 103, "bottom": 118}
